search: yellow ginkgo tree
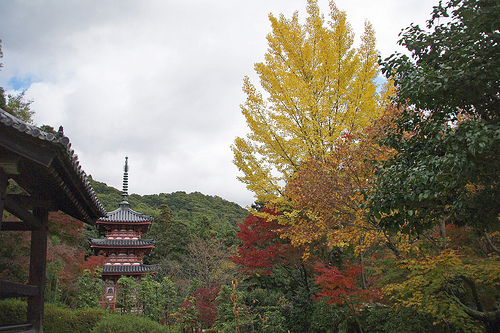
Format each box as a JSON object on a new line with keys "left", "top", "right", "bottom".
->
{"left": 232, "top": 0, "right": 387, "bottom": 204}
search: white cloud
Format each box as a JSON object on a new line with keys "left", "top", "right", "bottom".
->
{"left": 0, "top": 0, "right": 439, "bottom": 207}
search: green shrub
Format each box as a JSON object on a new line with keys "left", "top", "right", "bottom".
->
{"left": 73, "top": 308, "right": 107, "bottom": 333}
{"left": 43, "top": 304, "right": 74, "bottom": 333}
{"left": 92, "top": 314, "right": 167, "bottom": 333}
{"left": 309, "top": 299, "right": 339, "bottom": 333}
{"left": 258, "top": 309, "right": 287, "bottom": 333}
{"left": 0, "top": 299, "right": 27, "bottom": 325}
{"left": 0, "top": 300, "right": 106, "bottom": 333}
{"left": 359, "top": 306, "right": 457, "bottom": 333}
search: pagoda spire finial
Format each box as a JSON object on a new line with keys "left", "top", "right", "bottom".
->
{"left": 120, "top": 156, "right": 129, "bottom": 206}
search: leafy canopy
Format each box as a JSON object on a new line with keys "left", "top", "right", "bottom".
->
{"left": 383, "top": 0, "right": 500, "bottom": 117}
{"left": 369, "top": 0, "right": 500, "bottom": 234}
{"left": 232, "top": 0, "right": 384, "bottom": 203}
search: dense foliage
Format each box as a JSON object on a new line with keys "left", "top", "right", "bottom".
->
{"left": 228, "top": 0, "right": 500, "bottom": 332}
{"left": 370, "top": 0, "right": 500, "bottom": 235}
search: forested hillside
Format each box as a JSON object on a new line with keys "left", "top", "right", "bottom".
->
{"left": 89, "top": 177, "right": 248, "bottom": 238}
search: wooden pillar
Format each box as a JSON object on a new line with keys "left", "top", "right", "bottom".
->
{"left": 0, "top": 168, "right": 8, "bottom": 228}
{"left": 27, "top": 207, "right": 48, "bottom": 333}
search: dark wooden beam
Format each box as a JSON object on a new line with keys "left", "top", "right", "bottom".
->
{"left": 27, "top": 207, "right": 48, "bottom": 333}
{"left": 0, "top": 221, "right": 32, "bottom": 231}
{"left": 3, "top": 195, "right": 43, "bottom": 230}
{"left": 7, "top": 194, "right": 55, "bottom": 211}
{"left": 0, "top": 130, "right": 54, "bottom": 168}
{"left": 0, "top": 153, "right": 21, "bottom": 175}
{"left": 0, "top": 280, "right": 38, "bottom": 298}
{"left": 0, "top": 323, "right": 34, "bottom": 332}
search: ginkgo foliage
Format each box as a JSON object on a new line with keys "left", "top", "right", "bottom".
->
{"left": 232, "top": 0, "right": 386, "bottom": 203}
{"left": 281, "top": 106, "right": 402, "bottom": 259}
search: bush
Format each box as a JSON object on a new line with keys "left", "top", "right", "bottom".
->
{"left": 73, "top": 308, "right": 107, "bottom": 333}
{"left": 92, "top": 313, "right": 167, "bottom": 333}
{"left": 0, "top": 300, "right": 106, "bottom": 333}
{"left": 359, "top": 306, "right": 456, "bottom": 333}
{"left": 309, "top": 299, "right": 339, "bottom": 333}
{"left": 43, "top": 304, "right": 74, "bottom": 333}
{"left": 258, "top": 310, "right": 287, "bottom": 333}
{"left": 0, "top": 299, "right": 27, "bottom": 325}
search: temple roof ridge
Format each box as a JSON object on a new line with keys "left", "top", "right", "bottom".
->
{"left": 90, "top": 238, "right": 156, "bottom": 247}
{"left": 99, "top": 204, "right": 153, "bottom": 223}
{"left": 102, "top": 264, "right": 159, "bottom": 275}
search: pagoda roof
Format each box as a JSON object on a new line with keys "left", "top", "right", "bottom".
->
{"left": 97, "top": 157, "right": 153, "bottom": 225}
{"left": 90, "top": 238, "right": 156, "bottom": 247}
{"left": 102, "top": 264, "right": 159, "bottom": 275}
{"left": 98, "top": 204, "right": 153, "bottom": 224}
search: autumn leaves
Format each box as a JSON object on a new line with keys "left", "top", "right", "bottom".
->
{"left": 231, "top": 0, "right": 500, "bottom": 331}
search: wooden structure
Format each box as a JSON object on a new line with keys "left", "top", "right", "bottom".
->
{"left": 0, "top": 108, "right": 106, "bottom": 332}
{"left": 90, "top": 158, "right": 157, "bottom": 310}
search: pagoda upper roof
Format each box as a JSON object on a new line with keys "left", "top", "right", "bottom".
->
{"left": 98, "top": 203, "right": 153, "bottom": 224}
{"left": 97, "top": 157, "right": 153, "bottom": 224}
{"left": 90, "top": 238, "right": 156, "bottom": 247}
{"left": 102, "top": 264, "right": 159, "bottom": 275}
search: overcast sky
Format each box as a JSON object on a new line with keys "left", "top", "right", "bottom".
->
{"left": 0, "top": 0, "right": 438, "bottom": 207}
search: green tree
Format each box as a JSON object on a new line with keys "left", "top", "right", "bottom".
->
{"left": 184, "top": 236, "right": 239, "bottom": 286}
{"left": 117, "top": 276, "right": 138, "bottom": 313}
{"left": 212, "top": 281, "right": 255, "bottom": 333}
{"left": 138, "top": 275, "right": 177, "bottom": 322}
{"left": 76, "top": 268, "right": 103, "bottom": 309}
{"left": 0, "top": 40, "right": 36, "bottom": 124}
{"left": 232, "top": 0, "right": 384, "bottom": 203}
{"left": 45, "top": 259, "right": 64, "bottom": 304}
{"left": 370, "top": 0, "right": 500, "bottom": 235}
{"left": 5, "top": 91, "right": 35, "bottom": 123}
{"left": 383, "top": 0, "right": 499, "bottom": 119}
{"left": 0, "top": 88, "right": 6, "bottom": 110}
{"left": 148, "top": 204, "right": 190, "bottom": 264}
{"left": 368, "top": 0, "right": 500, "bottom": 331}
{"left": 384, "top": 250, "right": 500, "bottom": 333}
{"left": 197, "top": 215, "right": 216, "bottom": 240}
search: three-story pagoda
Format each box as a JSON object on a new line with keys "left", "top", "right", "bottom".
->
{"left": 90, "top": 157, "right": 158, "bottom": 309}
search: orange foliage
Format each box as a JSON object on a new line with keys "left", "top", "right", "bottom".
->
{"left": 282, "top": 106, "right": 399, "bottom": 257}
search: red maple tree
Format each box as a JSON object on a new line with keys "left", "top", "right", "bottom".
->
{"left": 231, "top": 208, "right": 302, "bottom": 275}
{"left": 314, "top": 261, "right": 381, "bottom": 311}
